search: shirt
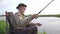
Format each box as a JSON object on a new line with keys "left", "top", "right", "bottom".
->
{"left": 13, "top": 12, "right": 34, "bottom": 30}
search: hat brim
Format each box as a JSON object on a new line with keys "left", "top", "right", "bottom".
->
{"left": 16, "top": 4, "right": 27, "bottom": 9}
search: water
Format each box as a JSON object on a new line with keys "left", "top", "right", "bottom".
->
{"left": 31, "top": 17, "right": 60, "bottom": 34}
{"left": 0, "top": 16, "right": 60, "bottom": 34}
{"left": 0, "top": 16, "right": 6, "bottom": 20}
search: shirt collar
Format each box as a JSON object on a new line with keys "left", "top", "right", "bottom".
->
{"left": 16, "top": 12, "right": 22, "bottom": 16}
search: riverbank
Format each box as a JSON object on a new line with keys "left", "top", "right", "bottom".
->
{"left": 25, "top": 14, "right": 60, "bottom": 17}
{"left": 0, "top": 14, "right": 60, "bottom": 17}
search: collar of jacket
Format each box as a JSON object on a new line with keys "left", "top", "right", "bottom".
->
{"left": 15, "top": 12, "right": 24, "bottom": 16}
{"left": 16, "top": 12, "right": 25, "bottom": 19}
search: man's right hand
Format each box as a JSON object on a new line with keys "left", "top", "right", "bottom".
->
{"left": 31, "top": 14, "right": 39, "bottom": 18}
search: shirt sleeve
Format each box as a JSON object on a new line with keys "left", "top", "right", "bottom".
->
{"left": 13, "top": 14, "right": 34, "bottom": 27}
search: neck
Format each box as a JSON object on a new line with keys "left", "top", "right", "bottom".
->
{"left": 19, "top": 12, "right": 24, "bottom": 16}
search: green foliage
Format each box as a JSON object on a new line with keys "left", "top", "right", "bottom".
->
{"left": 25, "top": 14, "right": 60, "bottom": 17}
{"left": 37, "top": 28, "right": 47, "bottom": 34}
{"left": 43, "top": 29, "right": 46, "bottom": 34}
{"left": 0, "top": 20, "right": 6, "bottom": 34}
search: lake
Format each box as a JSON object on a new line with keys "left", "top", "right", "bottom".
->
{"left": 31, "top": 17, "right": 60, "bottom": 34}
{"left": 0, "top": 16, "right": 60, "bottom": 34}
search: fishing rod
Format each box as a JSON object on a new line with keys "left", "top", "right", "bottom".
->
{"left": 37, "top": 0, "right": 54, "bottom": 14}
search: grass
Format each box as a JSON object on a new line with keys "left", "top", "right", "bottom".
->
{"left": 0, "top": 20, "right": 6, "bottom": 34}
{"left": 0, "top": 20, "right": 46, "bottom": 34}
{"left": 37, "top": 29, "right": 47, "bottom": 34}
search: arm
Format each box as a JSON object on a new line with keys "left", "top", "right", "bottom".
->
{"left": 29, "top": 22, "right": 42, "bottom": 26}
{"left": 13, "top": 14, "right": 34, "bottom": 27}
{"left": 13, "top": 13, "right": 39, "bottom": 27}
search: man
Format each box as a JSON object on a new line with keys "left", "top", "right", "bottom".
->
{"left": 13, "top": 3, "right": 42, "bottom": 34}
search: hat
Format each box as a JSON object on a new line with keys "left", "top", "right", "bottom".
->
{"left": 16, "top": 3, "right": 27, "bottom": 9}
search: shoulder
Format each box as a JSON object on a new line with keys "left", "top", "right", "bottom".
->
{"left": 14, "top": 12, "right": 18, "bottom": 15}
{"left": 13, "top": 12, "right": 19, "bottom": 18}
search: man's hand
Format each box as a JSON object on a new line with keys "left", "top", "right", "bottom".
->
{"left": 31, "top": 14, "right": 39, "bottom": 19}
{"left": 35, "top": 23, "right": 42, "bottom": 26}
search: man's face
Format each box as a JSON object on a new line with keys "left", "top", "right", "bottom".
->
{"left": 18, "top": 6, "right": 26, "bottom": 14}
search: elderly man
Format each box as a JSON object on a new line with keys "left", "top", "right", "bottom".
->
{"left": 13, "top": 3, "right": 42, "bottom": 34}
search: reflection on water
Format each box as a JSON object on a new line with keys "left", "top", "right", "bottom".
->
{"left": 0, "top": 17, "right": 60, "bottom": 34}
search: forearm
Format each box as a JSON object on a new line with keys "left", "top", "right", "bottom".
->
{"left": 29, "top": 23, "right": 36, "bottom": 26}
{"left": 25, "top": 16, "right": 34, "bottom": 23}
{"left": 13, "top": 14, "right": 34, "bottom": 26}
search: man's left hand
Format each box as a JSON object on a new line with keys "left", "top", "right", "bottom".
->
{"left": 35, "top": 23, "right": 42, "bottom": 26}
